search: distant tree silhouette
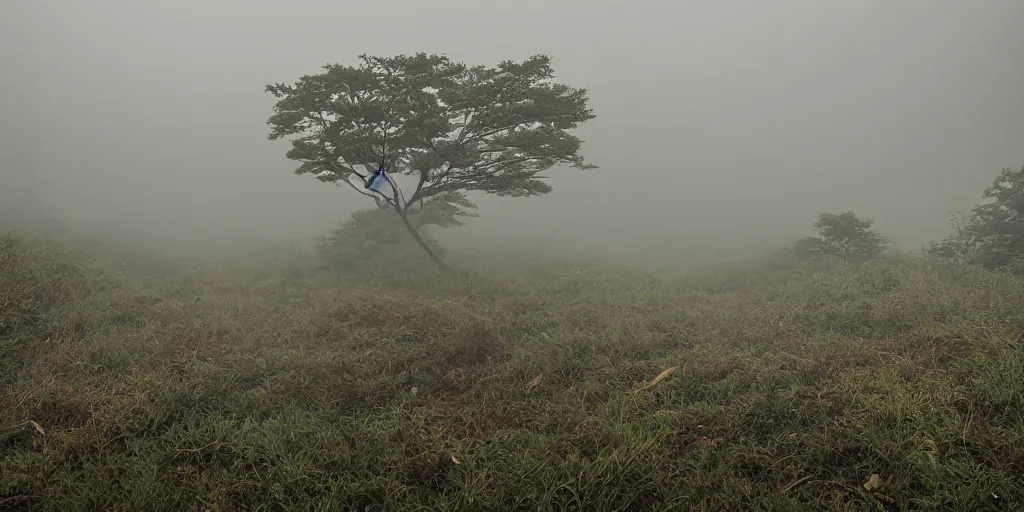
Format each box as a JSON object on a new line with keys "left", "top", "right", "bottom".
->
{"left": 928, "top": 165, "right": 1024, "bottom": 271}
{"left": 793, "top": 211, "right": 889, "bottom": 261}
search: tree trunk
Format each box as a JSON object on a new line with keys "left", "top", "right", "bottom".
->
{"left": 393, "top": 206, "right": 455, "bottom": 274}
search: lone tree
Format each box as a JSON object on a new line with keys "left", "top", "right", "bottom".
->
{"left": 928, "top": 165, "right": 1024, "bottom": 270}
{"left": 793, "top": 210, "right": 889, "bottom": 261}
{"left": 265, "top": 53, "right": 597, "bottom": 272}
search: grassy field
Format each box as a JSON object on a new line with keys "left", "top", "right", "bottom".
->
{"left": 2, "top": 229, "right": 1023, "bottom": 511}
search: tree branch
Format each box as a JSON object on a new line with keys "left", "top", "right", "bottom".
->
{"left": 407, "top": 139, "right": 457, "bottom": 209}
{"left": 335, "top": 171, "right": 374, "bottom": 198}
{"left": 403, "top": 169, "right": 430, "bottom": 212}
{"left": 475, "top": 155, "right": 546, "bottom": 172}
{"left": 463, "top": 117, "right": 564, "bottom": 144}
{"left": 457, "top": 108, "right": 477, "bottom": 144}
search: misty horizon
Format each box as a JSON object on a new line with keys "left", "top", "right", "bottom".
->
{"left": 2, "top": 0, "right": 1022, "bottom": 260}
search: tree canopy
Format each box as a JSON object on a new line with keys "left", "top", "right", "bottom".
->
{"left": 794, "top": 211, "right": 889, "bottom": 261}
{"left": 929, "top": 165, "right": 1024, "bottom": 270}
{"left": 265, "top": 53, "right": 597, "bottom": 231}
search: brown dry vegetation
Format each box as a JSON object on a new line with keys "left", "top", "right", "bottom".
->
{"left": 2, "top": 229, "right": 1024, "bottom": 511}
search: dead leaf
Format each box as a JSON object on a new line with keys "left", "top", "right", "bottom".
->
{"left": 632, "top": 366, "right": 679, "bottom": 392}
{"left": 25, "top": 420, "right": 45, "bottom": 436}
{"left": 451, "top": 455, "right": 461, "bottom": 465}
{"left": 526, "top": 374, "right": 543, "bottom": 392}
{"left": 863, "top": 473, "right": 882, "bottom": 491}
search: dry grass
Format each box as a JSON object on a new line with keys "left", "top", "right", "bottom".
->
{"left": 2, "top": 229, "right": 1024, "bottom": 511}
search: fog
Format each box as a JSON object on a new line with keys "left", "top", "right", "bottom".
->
{"left": 2, "top": 0, "right": 1023, "bottom": 263}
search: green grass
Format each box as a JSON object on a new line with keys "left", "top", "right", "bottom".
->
{"left": 2, "top": 229, "right": 1024, "bottom": 511}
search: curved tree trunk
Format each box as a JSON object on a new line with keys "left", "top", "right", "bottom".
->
{"left": 393, "top": 206, "right": 455, "bottom": 274}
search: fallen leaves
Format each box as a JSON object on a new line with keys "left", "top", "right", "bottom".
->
{"left": 863, "top": 474, "right": 898, "bottom": 510}
{"left": 863, "top": 473, "right": 881, "bottom": 491}
{"left": 632, "top": 366, "right": 679, "bottom": 392}
{"left": 525, "top": 374, "right": 543, "bottom": 393}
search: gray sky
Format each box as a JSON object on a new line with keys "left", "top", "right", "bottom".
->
{"left": 2, "top": 0, "right": 1022, "bottom": 260}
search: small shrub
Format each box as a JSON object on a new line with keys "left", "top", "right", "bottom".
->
{"left": 314, "top": 208, "right": 447, "bottom": 275}
{"left": 794, "top": 210, "right": 889, "bottom": 261}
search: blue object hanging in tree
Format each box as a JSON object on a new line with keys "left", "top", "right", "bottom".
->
{"left": 365, "top": 167, "right": 390, "bottom": 193}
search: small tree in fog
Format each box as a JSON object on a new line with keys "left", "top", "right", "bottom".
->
{"left": 313, "top": 207, "right": 447, "bottom": 273}
{"left": 925, "top": 211, "right": 981, "bottom": 264}
{"left": 928, "top": 165, "right": 1024, "bottom": 271}
{"left": 794, "top": 211, "right": 889, "bottom": 261}
{"left": 265, "top": 53, "right": 597, "bottom": 273}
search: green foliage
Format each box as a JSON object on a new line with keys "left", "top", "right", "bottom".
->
{"left": 929, "top": 165, "right": 1024, "bottom": 272}
{"left": 793, "top": 211, "right": 889, "bottom": 261}
{"left": 265, "top": 53, "right": 597, "bottom": 226}
{"left": 926, "top": 212, "right": 980, "bottom": 263}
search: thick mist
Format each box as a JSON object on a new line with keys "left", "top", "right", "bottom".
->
{"left": 3, "top": 0, "right": 1023, "bottom": 262}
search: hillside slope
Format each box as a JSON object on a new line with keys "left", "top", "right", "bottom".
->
{"left": 2, "top": 230, "right": 1023, "bottom": 510}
